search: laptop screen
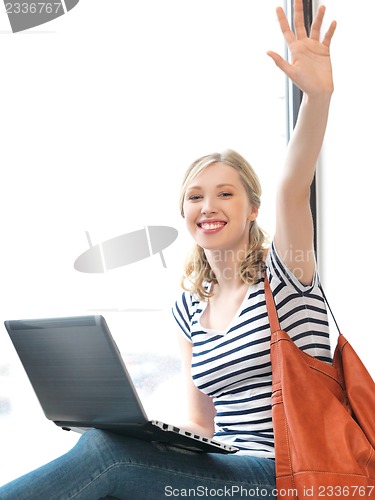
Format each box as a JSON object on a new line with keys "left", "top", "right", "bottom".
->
{"left": 4, "top": 315, "right": 148, "bottom": 426}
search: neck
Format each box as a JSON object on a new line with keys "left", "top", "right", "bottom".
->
{"left": 205, "top": 248, "right": 247, "bottom": 292}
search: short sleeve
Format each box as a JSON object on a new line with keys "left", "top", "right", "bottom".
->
{"left": 266, "top": 241, "right": 319, "bottom": 294}
{"left": 265, "top": 241, "right": 331, "bottom": 363}
{"left": 172, "top": 291, "right": 193, "bottom": 342}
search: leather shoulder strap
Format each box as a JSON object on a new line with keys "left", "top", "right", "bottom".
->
{"left": 319, "top": 285, "right": 341, "bottom": 335}
{"left": 265, "top": 274, "right": 342, "bottom": 337}
{"left": 264, "top": 275, "right": 280, "bottom": 334}
{"left": 264, "top": 276, "right": 283, "bottom": 386}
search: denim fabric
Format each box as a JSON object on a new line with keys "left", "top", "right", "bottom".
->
{"left": 0, "top": 430, "right": 276, "bottom": 499}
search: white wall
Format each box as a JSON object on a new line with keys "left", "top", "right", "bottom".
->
{"left": 316, "top": 0, "right": 375, "bottom": 377}
{"left": 0, "top": 0, "right": 285, "bottom": 485}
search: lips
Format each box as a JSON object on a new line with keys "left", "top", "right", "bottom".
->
{"left": 197, "top": 221, "right": 227, "bottom": 231}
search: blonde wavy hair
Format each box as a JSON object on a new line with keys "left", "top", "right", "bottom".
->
{"left": 179, "top": 149, "right": 269, "bottom": 300}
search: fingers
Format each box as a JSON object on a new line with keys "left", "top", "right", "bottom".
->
{"left": 322, "top": 20, "right": 337, "bottom": 48}
{"left": 293, "top": 0, "right": 307, "bottom": 40}
{"left": 310, "top": 5, "right": 325, "bottom": 42}
{"left": 275, "top": 0, "right": 308, "bottom": 46}
{"left": 275, "top": 1, "right": 336, "bottom": 48}
{"left": 275, "top": 6, "right": 295, "bottom": 47}
{"left": 309, "top": 5, "right": 337, "bottom": 47}
{"left": 267, "top": 51, "right": 293, "bottom": 77}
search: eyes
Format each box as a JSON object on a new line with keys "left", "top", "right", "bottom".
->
{"left": 187, "top": 192, "right": 233, "bottom": 202}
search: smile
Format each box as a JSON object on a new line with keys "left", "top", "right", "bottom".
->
{"left": 198, "top": 221, "right": 227, "bottom": 231}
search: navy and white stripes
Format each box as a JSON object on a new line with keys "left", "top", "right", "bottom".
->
{"left": 172, "top": 242, "right": 331, "bottom": 457}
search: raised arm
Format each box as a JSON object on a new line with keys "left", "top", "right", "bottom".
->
{"left": 267, "top": 0, "right": 337, "bottom": 285}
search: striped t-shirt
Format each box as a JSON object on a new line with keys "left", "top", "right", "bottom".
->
{"left": 172, "top": 242, "right": 332, "bottom": 458}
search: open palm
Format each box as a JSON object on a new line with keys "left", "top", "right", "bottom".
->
{"left": 268, "top": 0, "right": 337, "bottom": 95}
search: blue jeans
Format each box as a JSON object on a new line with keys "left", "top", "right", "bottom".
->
{"left": 0, "top": 430, "right": 276, "bottom": 499}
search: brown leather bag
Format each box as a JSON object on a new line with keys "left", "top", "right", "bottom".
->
{"left": 264, "top": 276, "right": 375, "bottom": 499}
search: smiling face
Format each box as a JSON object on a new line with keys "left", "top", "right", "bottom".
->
{"left": 182, "top": 162, "right": 258, "bottom": 255}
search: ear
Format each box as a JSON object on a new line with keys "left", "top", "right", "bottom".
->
{"left": 248, "top": 205, "right": 259, "bottom": 222}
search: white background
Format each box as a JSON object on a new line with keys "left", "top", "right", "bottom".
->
{"left": 318, "top": 0, "right": 375, "bottom": 375}
{"left": 0, "top": 0, "right": 373, "bottom": 486}
{"left": 0, "top": 0, "right": 285, "bottom": 484}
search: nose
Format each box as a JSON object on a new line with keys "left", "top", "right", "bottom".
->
{"left": 201, "top": 197, "right": 218, "bottom": 215}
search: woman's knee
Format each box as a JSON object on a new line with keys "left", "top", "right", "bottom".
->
{"left": 75, "top": 429, "right": 119, "bottom": 461}
{"left": 75, "top": 429, "right": 150, "bottom": 465}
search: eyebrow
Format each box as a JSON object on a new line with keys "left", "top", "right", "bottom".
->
{"left": 186, "top": 183, "right": 237, "bottom": 191}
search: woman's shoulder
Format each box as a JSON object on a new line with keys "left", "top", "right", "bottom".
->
{"left": 172, "top": 288, "right": 203, "bottom": 321}
{"left": 266, "top": 241, "right": 320, "bottom": 295}
{"left": 172, "top": 288, "right": 205, "bottom": 341}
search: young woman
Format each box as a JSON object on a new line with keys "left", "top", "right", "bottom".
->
{"left": 0, "top": 1, "right": 336, "bottom": 498}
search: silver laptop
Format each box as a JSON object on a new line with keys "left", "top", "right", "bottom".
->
{"left": 4, "top": 315, "right": 238, "bottom": 454}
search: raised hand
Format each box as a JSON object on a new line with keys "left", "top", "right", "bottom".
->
{"left": 267, "top": 0, "right": 337, "bottom": 96}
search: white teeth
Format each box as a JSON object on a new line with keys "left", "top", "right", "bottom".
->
{"left": 201, "top": 222, "right": 225, "bottom": 230}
